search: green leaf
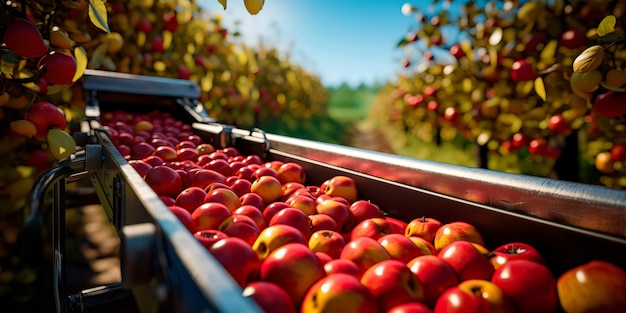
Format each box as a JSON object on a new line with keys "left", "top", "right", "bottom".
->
{"left": 597, "top": 15, "right": 616, "bottom": 37}
{"left": 72, "top": 46, "right": 87, "bottom": 82}
{"left": 88, "top": 0, "right": 110, "bottom": 33}
{"left": 396, "top": 38, "right": 410, "bottom": 48}
{"left": 534, "top": 77, "right": 547, "bottom": 101}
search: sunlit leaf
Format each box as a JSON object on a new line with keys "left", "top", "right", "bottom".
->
{"left": 597, "top": 15, "right": 616, "bottom": 37}
{"left": 534, "top": 77, "right": 547, "bottom": 101}
{"left": 72, "top": 46, "right": 87, "bottom": 82}
{"left": 88, "top": 0, "right": 110, "bottom": 33}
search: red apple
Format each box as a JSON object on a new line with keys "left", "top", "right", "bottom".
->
{"left": 131, "top": 142, "right": 156, "bottom": 160}
{"left": 438, "top": 240, "right": 494, "bottom": 282}
{"left": 253, "top": 166, "right": 279, "bottom": 181}
{"left": 260, "top": 243, "right": 326, "bottom": 306}
{"left": 349, "top": 200, "right": 386, "bottom": 224}
{"left": 386, "top": 302, "right": 433, "bottom": 313}
{"left": 434, "top": 279, "right": 516, "bottom": 313}
{"left": 153, "top": 145, "right": 178, "bottom": 162}
{"left": 168, "top": 205, "right": 196, "bottom": 233}
{"left": 175, "top": 186, "right": 207, "bottom": 213}
{"left": 281, "top": 182, "right": 306, "bottom": 199}
{"left": 407, "top": 236, "right": 437, "bottom": 256}
{"left": 263, "top": 201, "right": 292, "bottom": 224}
{"left": 407, "top": 254, "right": 459, "bottom": 307}
{"left": 386, "top": 217, "right": 408, "bottom": 234}
{"left": 340, "top": 237, "right": 391, "bottom": 277}
{"left": 234, "top": 205, "right": 266, "bottom": 230}
{"left": 218, "top": 214, "right": 260, "bottom": 246}
{"left": 301, "top": 273, "right": 379, "bottom": 313}
{"left": 360, "top": 259, "right": 425, "bottom": 311}
{"left": 378, "top": 234, "right": 425, "bottom": 264}
{"left": 242, "top": 281, "right": 296, "bottom": 313}
{"left": 315, "top": 252, "right": 333, "bottom": 266}
{"left": 557, "top": 260, "right": 626, "bottom": 313}
{"left": 491, "top": 260, "right": 558, "bottom": 313}
{"left": 144, "top": 165, "right": 183, "bottom": 198}
{"left": 25, "top": 101, "right": 67, "bottom": 140}
{"left": 252, "top": 224, "right": 306, "bottom": 261}
{"left": 309, "top": 230, "right": 346, "bottom": 259}
{"left": 405, "top": 216, "right": 443, "bottom": 243}
{"left": 194, "top": 229, "right": 228, "bottom": 251}
{"left": 286, "top": 194, "right": 318, "bottom": 215}
{"left": 191, "top": 202, "right": 232, "bottom": 231}
{"left": 277, "top": 162, "right": 306, "bottom": 184}
{"left": 434, "top": 221, "right": 485, "bottom": 251}
{"left": 308, "top": 213, "right": 341, "bottom": 233}
{"left": 351, "top": 218, "right": 397, "bottom": 240}
{"left": 510, "top": 59, "right": 536, "bottom": 82}
{"left": 208, "top": 237, "right": 260, "bottom": 287}
{"left": 129, "top": 160, "right": 153, "bottom": 178}
{"left": 324, "top": 259, "right": 361, "bottom": 277}
{"left": 269, "top": 207, "right": 312, "bottom": 239}
{"left": 489, "top": 242, "right": 546, "bottom": 270}
{"left": 251, "top": 175, "right": 283, "bottom": 204}
{"left": 316, "top": 199, "right": 355, "bottom": 233}
{"left": 204, "top": 188, "right": 241, "bottom": 212}
{"left": 239, "top": 192, "right": 265, "bottom": 211}
{"left": 321, "top": 175, "right": 358, "bottom": 203}
{"left": 229, "top": 178, "right": 252, "bottom": 197}
{"left": 189, "top": 169, "right": 226, "bottom": 190}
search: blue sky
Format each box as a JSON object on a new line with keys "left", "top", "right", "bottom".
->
{"left": 198, "top": 0, "right": 421, "bottom": 87}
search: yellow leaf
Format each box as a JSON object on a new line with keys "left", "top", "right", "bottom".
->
{"left": 72, "top": 46, "right": 87, "bottom": 82}
{"left": 597, "top": 15, "right": 616, "bottom": 37}
{"left": 534, "top": 77, "right": 547, "bottom": 101}
{"left": 218, "top": 0, "right": 227, "bottom": 9}
{"left": 88, "top": 0, "right": 111, "bottom": 33}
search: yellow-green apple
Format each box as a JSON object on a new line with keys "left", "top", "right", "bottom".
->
{"left": 239, "top": 192, "right": 265, "bottom": 211}
{"left": 489, "top": 242, "right": 546, "bottom": 270}
{"left": 438, "top": 240, "right": 494, "bottom": 282}
{"left": 191, "top": 202, "right": 232, "bottom": 231}
{"left": 351, "top": 218, "right": 397, "bottom": 240}
{"left": 386, "top": 217, "right": 408, "bottom": 234}
{"left": 154, "top": 145, "right": 178, "bottom": 162}
{"left": 234, "top": 205, "right": 266, "bottom": 230}
{"left": 321, "top": 175, "right": 358, "bottom": 203}
{"left": 557, "top": 260, "right": 626, "bottom": 313}
{"left": 242, "top": 281, "right": 296, "bottom": 313}
{"left": 175, "top": 186, "right": 207, "bottom": 213}
{"left": 277, "top": 162, "right": 306, "bottom": 184}
{"left": 349, "top": 200, "right": 385, "bottom": 224}
{"left": 281, "top": 182, "right": 306, "bottom": 199}
{"left": 316, "top": 199, "right": 356, "bottom": 233}
{"left": 144, "top": 165, "right": 184, "bottom": 198}
{"left": 301, "top": 273, "right": 378, "bottom": 313}
{"left": 204, "top": 187, "right": 241, "bottom": 212}
{"left": 218, "top": 214, "right": 260, "bottom": 246}
{"left": 405, "top": 217, "right": 443, "bottom": 243}
{"left": 208, "top": 237, "right": 260, "bottom": 287}
{"left": 309, "top": 230, "right": 346, "bottom": 259}
{"left": 340, "top": 237, "right": 391, "bottom": 277}
{"left": 491, "top": 260, "right": 558, "bottom": 313}
{"left": 190, "top": 169, "right": 226, "bottom": 190}
{"left": 360, "top": 259, "right": 425, "bottom": 311}
{"left": 269, "top": 207, "right": 312, "bottom": 239}
{"left": 308, "top": 213, "right": 341, "bottom": 233}
{"left": 168, "top": 205, "right": 197, "bottom": 233}
{"left": 407, "top": 254, "right": 458, "bottom": 307}
{"left": 263, "top": 202, "right": 292, "bottom": 224}
{"left": 407, "top": 236, "right": 437, "bottom": 255}
{"left": 228, "top": 178, "right": 252, "bottom": 197}
{"left": 251, "top": 175, "right": 283, "bottom": 204}
{"left": 324, "top": 259, "right": 361, "bottom": 277}
{"left": 194, "top": 229, "right": 228, "bottom": 251}
{"left": 434, "top": 279, "right": 516, "bottom": 313}
{"left": 260, "top": 243, "right": 326, "bottom": 306}
{"left": 286, "top": 194, "right": 318, "bottom": 215}
{"left": 386, "top": 302, "right": 433, "bottom": 313}
{"left": 252, "top": 225, "right": 306, "bottom": 261}
{"left": 378, "top": 234, "right": 425, "bottom": 263}
{"left": 434, "top": 221, "right": 485, "bottom": 251}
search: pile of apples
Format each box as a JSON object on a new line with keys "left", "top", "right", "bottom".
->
{"left": 100, "top": 110, "right": 626, "bottom": 313}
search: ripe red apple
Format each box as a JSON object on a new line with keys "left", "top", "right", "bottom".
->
{"left": 548, "top": 114, "right": 571, "bottom": 134}
{"left": 308, "top": 213, "right": 341, "bottom": 233}
{"left": 407, "top": 254, "right": 459, "bottom": 308}
{"left": 277, "top": 162, "right": 306, "bottom": 184}
{"left": 386, "top": 217, "right": 408, "bottom": 234}
{"left": 438, "top": 240, "right": 494, "bottom": 282}
{"left": 560, "top": 29, "right": 587, "bottom": 49}
{"left": 407, "top": 236, "right": 437, "bottom": 256}
{"left": 489, "top": 242, "right": 546, "bottom": 270}
{"left": 229, "top": 178, "right": 252, "bottom": 197}
{"left": 252, "top": 224, "right": 306, "bottom": 261}
{"left": 386, "top": 302, "right": 433, "bottom": 313}
{"left": 189, "top": 169, "right": 226, "bottom": 190}
{"left": 251, "top": 175, "right": 283, "bottom": 204}
{"left": 309, "top": 230, "right": 346, "bottom": 259}
{"left": 349, "top": 200, "right": 385, "bottom": 224}
{"left": 204, "top": 188, "right": 241, "bottom": 212}
{"left": 378, "top": 234, "right": 425, "bottom": 264}
{"left": 286, "top": 194, "right": 318, "bottom": 215}
{"left": 191, "top": 202, "right": 232, "bottom": 231}
{"left": 281, "top": 182, "right": 306, "bottom": 199}
{"left": 154, "top": 145, "right": 178, "bottom": 162}
{"left": 269, "top": 207, "right": 312, "bottom": 239}
{"left": 434, "top": 221, "right": 485, "bottom": 251}
{"left": 360, "top": 259, "right": 425, "bottom": 311}
{"left": 405, "top": 216, "right": 443, "bottom": 243}
{"left": 234, "top": 205, "right": 266, "bottom": 230}
{"left": 129, "top": 160, "right": 153, "bottom": 178}
{"left": 315, "top": 252, "right": 333, "bottom": 266}
{"left": 301, "top": 273, "right": 378, "bottom": 313}
{"left": 557, "top": 260, "right": 626, "bottom": 313}
{"left": 252, "top": 166, "right": 279, "bottom": 180}
{"left": 239, "top": 192, "right": 265, "bottom": 211}
{"left": 208, "top": 237, "right": 260, "bottom": 287}
{"left": 144, "top": 165, "right": 183, "bottom": 198}
{"left": 242, "top": 281, "right": 296, "bottom": 313}
{"left": 168, "top": 205, "right": 196, "bottom": 233}
{"left": 218, "top": 214, "right": 260, "bottom": 246}
{"left": 262, "top": 201, "right": 292, "bottom": 224}
{"left": 351, "top": 218, "right": 397, "bottom": 240}
{"left": 321, "top": 175, "right": 358, "bottom": 203}
{"left": 340, "top": 237, "right": 391, "bottom": 277}
{"left": 24, "top": 101, "right": 67, "bottom": 140}
{"left": 491, "top": 260, "right": 558, "bottom": 313}
{"left": 510, "top": 59, "right": 536, "bottom": 82}
{"left": 175, "top": 186, "right": 207, "bottom": 213}
{"left": 4, "top": 17, "right": 48, "bottom": 58}
{"left": 450, "top": 44, "right": 466, "bottom": 59}
{"left": 316, "top": 199, "right": 355, "bottom": 233}
{"left": 260, "top": 243, "right": 326, "bottom": 306}
{"left": 324, "top": 259, "right": 361, "bottom": 277}
{"left": 204, "top": 159, "right": 231, "bottom": 176}
{"left": 434, "top": 279, "right": 516, "bottom": 313}
{"left": 194, "top": 229, "right": 228, "bottom": 251}
{"left": 38, "top": 50, "right": 77, "bottom": 85}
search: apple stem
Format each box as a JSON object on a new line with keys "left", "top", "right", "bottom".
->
{"left": 421, "top": 216, "right": 426, "bottom": 223}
